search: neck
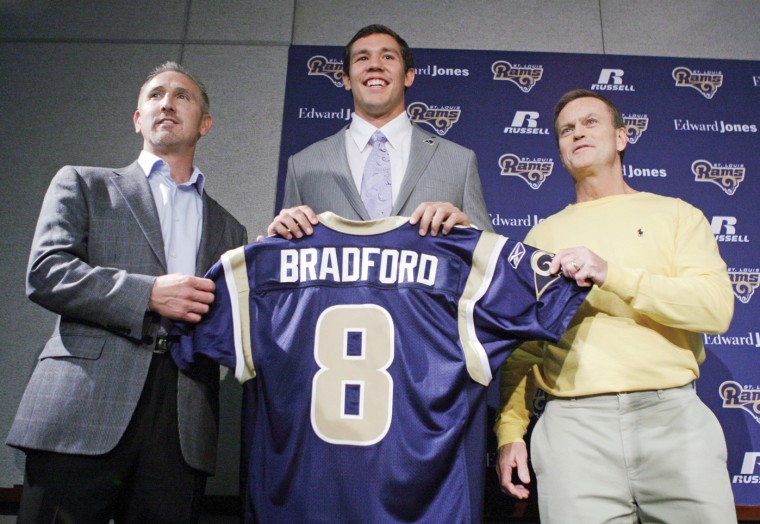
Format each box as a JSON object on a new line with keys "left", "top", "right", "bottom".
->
{"left": 145, "top": 146, "right": 196, "bottom": 184}
{"left": 573, "top": 165, "right": 636, "bottom": 203}
{"left": 355, "top": 107, "right": 404, "bottom": 129}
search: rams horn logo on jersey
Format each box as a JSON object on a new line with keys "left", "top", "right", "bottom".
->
{"left": 407, "top": 102, "right": 461, "bottom": 136}
{"left": 730, "top": 270, "right": 759, "bottom": 304}
{"left": 691, "top": 159, "right": 745, "bottom": 196}
{"left": 530, "top": 250, "right": 560, "bottom": 300}
{"left": 499, "top": 153, "right": 554, "bottom": 190}
{"left": 623, "top": 115, "right": 649, "bottom": 144}
{"left": 672, "top": 66, "right": 723, "bottom": 99}
{"left": 492, "top": 61, "right": 543, "bottom": 93}
{"left": 307, "top": 55, "right": 344, "bottom": 87}
{"left": 719, "top": 381, "right": 760, "bottom": 424}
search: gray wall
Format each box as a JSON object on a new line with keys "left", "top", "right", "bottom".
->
{"left": 1, "top": 0, "right": 758, "bottom": 495}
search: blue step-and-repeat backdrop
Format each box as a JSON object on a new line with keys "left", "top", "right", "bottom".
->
{"left": 276, "top": 45, "right": 760, "bottom": 506}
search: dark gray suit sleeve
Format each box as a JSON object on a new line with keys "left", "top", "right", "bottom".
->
{"left": 27, "top": 166, "right": 155, "bottom": 340}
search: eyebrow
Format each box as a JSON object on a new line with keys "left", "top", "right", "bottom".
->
{"left": 352, "top": 46, "right": 400, "bottom": 58}
{"left": 558, "top": 111, "right": 601, "bottom": 129}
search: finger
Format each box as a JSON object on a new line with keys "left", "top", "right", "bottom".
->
{"left": 439, "top": 212, "right": 462, "bottom": 235}
{"left": 417, "top": 208, "right": 435, "bottom": 236}
{"left": 516, "top": 458, "right": 531, "bottom": 484}
{"left": 267, "top": 219, "right": 293, "bottom": 240}
{"left": 505, "top": 483, "right": 531, "bottom": 500}
{"left": 428, "top": 208, "right": 446, "bottom": 237}
{"left": 191, "top": 277, "right": 216, "bottom": 293}
{"left": 408, "top": 202, "right": 429, "bottom": 225}
{"left": 296, "top": 205, "right": 319, "bottom": 226}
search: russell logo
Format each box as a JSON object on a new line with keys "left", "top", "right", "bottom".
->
{"left": 734, "top": 452, "right": 760, "bottom": 484}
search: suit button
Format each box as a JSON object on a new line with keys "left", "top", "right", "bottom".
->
{"left": 142, "top": 335, "right": 154, "bottom": 346}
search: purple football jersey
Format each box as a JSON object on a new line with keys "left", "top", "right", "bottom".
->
{"left": 175, "top": 212, "right": 587, "bottom": 523}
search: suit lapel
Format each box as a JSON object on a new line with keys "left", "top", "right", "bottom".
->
{"left": 110, "top": 161, "right": 167, "bottom": 271}
{"left": 394, "top": 125, "right": 438, "bottom": 214}
{"left": 321, "top": 128, "right": 371, "bottom": 220}
{"left": 196, "top": 196, "right": 225, "bottom": 276}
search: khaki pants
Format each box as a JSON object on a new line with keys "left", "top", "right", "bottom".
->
{"left": 531, "top": 383, "right": 736, "bottom": 524}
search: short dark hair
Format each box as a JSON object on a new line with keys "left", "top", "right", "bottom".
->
{"left": 342, "top": 24, "right": 414, "bottom": 78}
{"left": 553, "top": 89, "right": 626, "bottom": 162}
{"left": 139, "top": 61, "right": 210, "bottom": 114}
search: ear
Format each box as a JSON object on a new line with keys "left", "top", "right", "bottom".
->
{"left": 133, "top": 110, "right": 142, "bottom": 134}
{"left": 615, "top": 127, "right": 628, "bottom": 153}
{"left": 404, "top": 67, "right": 415, "bottom": 88}
{"left": 199, "top": 113, "right": 213, "bottom": 138}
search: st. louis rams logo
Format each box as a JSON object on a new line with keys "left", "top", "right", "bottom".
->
{"left": 691, "top": 159, "right": 745, "bottom": 195}
{"left": 492, "top": 61, "right": 543, "bottom": 93}
{"left": 623, "top": 115, "right": 648, "bottom": 144}
{"left": 672, "top": 67, "right": 723, "bottom": 99}
{"left": 730, "top": 270, "right": 760, "bottom": 304}
{"left": 499, "top": 153, "right": 554, "bottom": 190}
{"left": 407, "top": 102, "right": 460, "bottom": 136}
{"left": 307, "top": 55, "right": 344, "bottom": 87}
{"left": 531, "top": 250, "right": 560, "bottom": 300}
{"left": 720, "top": 381, "right": 760, "bottom": 424}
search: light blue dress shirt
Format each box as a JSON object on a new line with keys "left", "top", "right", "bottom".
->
{"left": 138, "top": 151, "right": 204, "bottom": 276}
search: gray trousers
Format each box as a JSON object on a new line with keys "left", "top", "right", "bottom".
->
{"left": 531, "top": 383, "right": 737, "bottom": 524}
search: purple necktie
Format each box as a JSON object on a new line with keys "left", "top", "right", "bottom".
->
{"left": 360, "top": 131, "right": 392, "bottom": 219}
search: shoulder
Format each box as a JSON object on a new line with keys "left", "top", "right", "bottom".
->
{"left": 49, "top": 163, "right": 136, "bottom": 190}
{"left": 412, "top": 124, "right": 473, "bottom": 156}
{"left": 632, "top": 192, "right": 705, "bottom": 219}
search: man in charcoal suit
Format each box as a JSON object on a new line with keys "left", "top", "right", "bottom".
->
{"left": 7, "top": 61, "right": 247, "bottom": 523}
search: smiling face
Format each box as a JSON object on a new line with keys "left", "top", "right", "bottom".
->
{"left": 133, "top": 71, "right": 212, "bottom": 156}
{"left": 555, "top": 96, "right": 627, "bottom": 179}
{"left": 343, "top": 32, "right": 415, "bottom": 127}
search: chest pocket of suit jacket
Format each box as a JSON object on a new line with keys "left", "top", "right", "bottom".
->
{"left": 39, "top": 333, "right": 105, "bottom": 361}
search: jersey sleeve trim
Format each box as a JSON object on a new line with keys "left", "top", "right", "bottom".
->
{"left": 457, "top": 233, "right": 506, "bottom": 386}
{"left": 221, "top": 246, "right": 256, "bottom": 382}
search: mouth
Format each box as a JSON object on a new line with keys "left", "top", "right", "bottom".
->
{"left": 573, "top": 144, "right": 592, "bottom": 153}
{"left": 364, "top": 78, "right": 388, "bottom": 88}
{"left": 156, "top": 117, "right": 179, "bottom": 127}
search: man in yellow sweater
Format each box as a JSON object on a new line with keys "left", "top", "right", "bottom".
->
{"left": 494, "top": 89, "right": 736, "bottom": 523}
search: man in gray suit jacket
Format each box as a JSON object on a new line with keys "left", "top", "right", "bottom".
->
{"left": 268, "top": 24, "right": 492, "bottom": 238}
{"left": 7, "top": 62, "right": 247, "bottom": 523}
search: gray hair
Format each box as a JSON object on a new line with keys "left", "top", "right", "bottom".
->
{"left": 139, "top": 61, "right": 210, "bottom": 114}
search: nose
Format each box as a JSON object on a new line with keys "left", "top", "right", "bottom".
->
{"left": 572, "top": 123, "right": 585, "bottom": 139}
{"left": 160, "top": 93, "right": 175, "bottom": 112}
{"left": 367, "top": 53, "right": 383, "bottom": 70}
